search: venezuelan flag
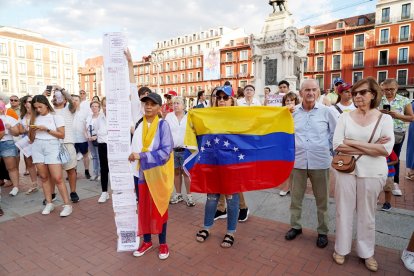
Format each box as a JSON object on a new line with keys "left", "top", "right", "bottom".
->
{"left": 184, "top": 106, "right": 295, "bottom": 194}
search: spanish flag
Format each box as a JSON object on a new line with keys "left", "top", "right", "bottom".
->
{"left": 184, "top": 106, "right": 295, "bottom": 194}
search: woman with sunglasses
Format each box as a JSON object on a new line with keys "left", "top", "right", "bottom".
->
{"left": 196, "top": 86, "right": 239, "bottom": 248}
{"left": 332, "top": 77, "right": 394, "bottom": 272}
{"left": 17, "top": 95, "right": 39, "bottom": 194}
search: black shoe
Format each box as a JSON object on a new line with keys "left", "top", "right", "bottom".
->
{"left": 42, "top": 193, "right": 56, "bottom": 205}
{"left": 316, "top": 234, "right": 328, "bottom": 248}
{"left": 285, "top": 228, "right": 302, "bottom": 240}
{"left": 214, "top": 209, "right": 227, "bottom": 221}
{"left": 85, "top": 171, "right": 91, "bottom": 180}
{"left": 70, "top": 192, "right": 80, "bottom": 203}
{"left": 238, "top": 208, "right": 249, "bottom": 222}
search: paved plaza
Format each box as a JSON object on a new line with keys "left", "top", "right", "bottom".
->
{"left": 0, "top": 154, "right": 413, "bottom": 275}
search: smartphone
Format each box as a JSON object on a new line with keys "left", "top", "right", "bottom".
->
{"left": 46, "top": 85, "right": 52, "bottom": 96}
{"left": 383, "top": 104, "right": 391, "bottom": 111}
{"left": 29, "top": 125, "right": 37, "bottom": 128}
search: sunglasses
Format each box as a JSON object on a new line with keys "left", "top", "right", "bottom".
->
{"left": 217, "top": 95, "right": 230, "bottom": 101}
{"left": 10, "top": 99, "right": 19, "bottom": 102}
{"left": 351, "top": 89, "right": 371, "bottom": 97}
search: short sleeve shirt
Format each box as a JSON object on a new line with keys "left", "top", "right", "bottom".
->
{"left": 381, "top": 94, "right": 411, "bottom": 132}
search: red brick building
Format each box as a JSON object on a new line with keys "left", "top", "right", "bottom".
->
{"left": 77, "top": 56, "right": 104, "bottom": 100}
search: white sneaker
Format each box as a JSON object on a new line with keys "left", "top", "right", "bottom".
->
{"left": 60, "top": 205, "right": 73, "bottom": 217}
{"left": 98, "top": 192, "right": 110, "bottom": 203}
{"left": 9, "top": 187, "right": 19, "bottom": 196}
{"left": 392, "top": 183, "right": 403, "bottom": 196}
{"left": 42, "top": 203, "right": 55, "bottom": 215}
{"left": 279, "top": 190, "right": 290, "bottom": 196}
{"left": 76, "top": 152, "right": 83, "bottom": 161}
{"left": 401, "top": 249, "right": 414, "bottom": 272}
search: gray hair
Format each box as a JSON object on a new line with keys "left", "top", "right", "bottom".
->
{"left": 172, "top": 96, "right": 185, "bottom": 105}
{"left": 300, "top": 79, "right": 319, "bottom": 91}
{"left": 0, "top": 92, "right": 10, "bottom": 104}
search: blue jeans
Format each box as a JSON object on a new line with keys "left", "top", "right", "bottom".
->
{"left": 144, "top": 223, "right": 167, "bottom": 244}
{"left": 88, "top": 141, "right": 100, "bottom": 176}
{"left": 393, "top": 134, "right": 405, "bottom": 184}
{"left": 204, "top": 193, "right": 239, "bottom": 233}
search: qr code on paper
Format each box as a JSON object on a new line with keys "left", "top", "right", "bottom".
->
{"left": 120, "top": 231, "right": 136, "bottom": 244}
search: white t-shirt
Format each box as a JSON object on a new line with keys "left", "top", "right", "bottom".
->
{"left": 73, "top": 109, "right": 88, "bottom": 143}
{"left": 34, "top": 113, "right": 65, "bottom": 140}
{"left": 237, "top": 97, "right": 262, "bottom": 106}
{"left": 95, "top": 114, "right": 108, "bottom": 144}
{"left": 86, "top": 114, "right": 99, "bottom": 137}
{"left": 0, "top": 115, "right": 18, "bottom": 141}
{"left": 329, "top": 102, "right": 357, "bottom": 119}
{"left": 54, "top": 106, "right": 75, "bottom": 144}
{"left": 165, "top": 112, "right": 187, "bottom": 148}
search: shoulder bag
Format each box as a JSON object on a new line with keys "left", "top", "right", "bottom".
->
{"left": 52, "top": 115, "right": 70, "bottom": 164}
{"left": 332, "top": 114, "right": 383, "bottom": 173}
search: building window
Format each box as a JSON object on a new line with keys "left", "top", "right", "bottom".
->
{"left": 35, "top": 64, "right": 43, "bottom": 77}
{"left": 216, "top": 41, "right": 220, "bottom": 47}
{"left": 64, "top": 53, "right": 71, "bottom": 64}
{"left": 316, "top": 57, "right": 324, "bottom": 71}
{"left": 20, "top": 80, "right": 27, "bottom": 92}
{"left": 332, "top": 38, "right": 341, "bottom": 51}
{"left": 378, "top": 71, "right": 387, "bottom": 83}
{"left": 206, "top": 42, "right": 210, "bottom": 49}
{"left": 400, "top": 25, "right": 409, "bottom": 41}
{"left": 315, "top": 75, "right": 324, "bottom": 90}
{"left": 332, "top": 55, "right": 341, "bottom": 70}
{"left": 354, "top": 34, "right": 364, "bottom": 49}
{"left": 0, "top": 60, "right": 8, "bottom": 73}
{"left": 382, "top": 7, "right": 390, "bottom": 23}
{"left": 304, "top": 58, "right": 308, "bottom": 72}
{"left": 226, "top": 52, "right": 233, "bottom": 62}
{"left": 18, "top": 62, "right": 26, "bottom": 75}
{"left": 181, "top": 73, "right": 185, "bottom": 82}
{"left": 34, "top": 49, "right": 42, "bottom": 60}
{"left": 240, "top": 50, "right": 248, "bottom": 61}
{"left": 402, "top": 3, "right": 411, "bottom": 19}
{"left": 173, "top": 62, "right": 177, "bottom": 70}
{"left": 337, "top": 22, "right": 344, "bottom": 29}
{"left": 380, "top": 29, "right": 389, "bottom": 44}
{"left": 1, "top": 79, "right": 9, "bottom": 91}
{"left": 188, "top": 59, "right": 193, "bottom": 69}
{"left": 225, "top": 66, "right": 233, "bottom": 77}
{"left": 65, "top": 68, "right": 71, "bottom": 79}
{"left": 196, "top": 58, "right": 201, "bottom": 67}
{"left": 304, "top": 26, "right": 310, "bottom": 34}
{"left": 166, "top": 63, "right": 170, "bottom": 71}
{"left": 188, "top": 73, "right": 193, "bottom": 82}
{"left": 354, "top": 52, "right": 364, "bottom": 68}
{"left": 378, "top": 50, "right": 388, "bottom": 66}
{"left": 51, "top": 67, "right": 57, "bottom": 78}
{"left": 397, "top": 70, "right": 408, "bottom": 85}
{"left": 197, "top": 72, "right": 201, "bottom": 81}
{"left": 240, "top": 80, "right": 247, "bottom": 87}
{"left": 357, "top": 17, "right": 365, "bottom": 25}
{"left": 316, "top": 41, "right": 325, "bottom": 53}
{"left": 51, "top": 51, "right": 57, "bottom": 62}
{"left": 353, "top": 72, "right": 363, "bottom": 83}
{"left": 0, "top": 43, "right": 6, "bottom": 56}
{"left": 240, "top": 63, "right": 248, "bottom": 75}
{"left": 398, "top": 48, "right": 408, "bottom": 64}
{"left": 17, "top": 46, "right": 25, "bottom": 57}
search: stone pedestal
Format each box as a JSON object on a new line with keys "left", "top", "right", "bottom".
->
{"left": 252, "top": 11, "right": 309, "bottom": 97}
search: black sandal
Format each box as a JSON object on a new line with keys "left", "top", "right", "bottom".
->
{"left": 196, "top": 230, "right": 209, "bottom": 242}
{"left": 220, "top": 234, "right": 234, "bottom": 248}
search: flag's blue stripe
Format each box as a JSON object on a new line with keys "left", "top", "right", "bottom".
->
{"left": 194, "top": 132, "right": 294, "bottom": 166}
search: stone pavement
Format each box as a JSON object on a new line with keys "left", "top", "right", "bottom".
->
{"left": 0, "top": 159, "right": 413, "bottom": 275}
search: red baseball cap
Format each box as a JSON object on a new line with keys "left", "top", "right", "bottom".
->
{"left": 338, "top": 83, "right": 352, "bottom": 94}
{"left": 164, "top": 90, "right": 177, "bottom": 97}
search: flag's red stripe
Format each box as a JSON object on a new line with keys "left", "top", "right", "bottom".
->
{"left": 189, "top": 160, "right": 294, "bottom": 194}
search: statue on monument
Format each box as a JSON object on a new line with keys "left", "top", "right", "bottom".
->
{"left": 269, "top": 0, "right": 287, "bottom": 12}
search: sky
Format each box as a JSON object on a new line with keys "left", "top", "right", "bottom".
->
{"left": 0, "top": 0, "right": 376, "bottom": 64}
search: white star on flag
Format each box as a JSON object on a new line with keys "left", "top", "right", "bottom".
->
{"left": 233, "top": 146, "right": 239, "bottom": 152}
{"left": 238, "top": 153, "right": 245, "bottom": 160}
{"left": 206, "top": 140, "right": 211, "bottom": 147}
{"left": 223, "top": 140, "right": 230, "bottom": 147}
{"left": 201, "top": 146, "right": 205, "bottom": 152}
{"left": 214, "top": 137, "right": 220, "bottom": 144}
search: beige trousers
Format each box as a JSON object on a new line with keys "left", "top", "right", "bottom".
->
{"left": 334, "top": 172, "right": 385, "bottom": 258}
{"left": 217, "top": 193, "right": 247, "bottom": 212}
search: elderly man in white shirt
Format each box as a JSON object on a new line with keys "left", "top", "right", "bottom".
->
{"left": 165, "top": 96, "right": 195, "bottom": 207}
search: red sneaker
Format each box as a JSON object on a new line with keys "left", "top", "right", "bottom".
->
{"left": 158, "top": 244, "right": 169, "bottom": 260}
{"left": 133, "top": 241, "right": 153, "bottom": 257}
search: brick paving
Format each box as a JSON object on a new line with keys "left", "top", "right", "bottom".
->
{"left": 0, "top": 196, "right": 412, "bottom": 275}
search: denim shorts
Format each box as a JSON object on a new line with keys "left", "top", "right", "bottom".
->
{"left": 0, "top": 140, "right": 18, "bottom": 157}
{"left": 75, "top": 142, "right": 89, "bottom": 155}
{"left": 174, "top": 151, "right": 184, "bottom": 169}
{"left": 32, "top": 139, "right": 61, "bottom": 164}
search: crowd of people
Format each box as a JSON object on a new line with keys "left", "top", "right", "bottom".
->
{"left": 0, "top": 52, "right": 413, "bottom": 271}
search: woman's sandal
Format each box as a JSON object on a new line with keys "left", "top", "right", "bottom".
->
{"left": 25, "top": 187, "right": 39, "bottom": 195}
{"left": 196, "top": 230, "right": 209, "bottom": 243}
{"left": 220, "top": 234, "right": 234, "bottom": 248}
{"left": 405, "top": 173, "right": 414, "bottom": 181}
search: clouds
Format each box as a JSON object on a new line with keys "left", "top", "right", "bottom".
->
{"left": 1, "top": 0, "right": 376, "bottom": 64}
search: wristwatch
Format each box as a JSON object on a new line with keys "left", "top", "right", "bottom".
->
{"left": 47, "top": 129, "right": 51, "bottom": 133}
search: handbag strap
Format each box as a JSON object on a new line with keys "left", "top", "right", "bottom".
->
{"left": 355, "top": 114, "right": 383, "bottom": 161}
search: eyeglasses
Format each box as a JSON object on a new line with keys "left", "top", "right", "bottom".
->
{"left": 351, "top": 89, "right": 371, "bottom": 97}
{"left": 382, "top": 88, "right": 396, "bottom": 92}
{"left": 10, "top": 99, "right": 19, "bottom": 102}
{"left": 217, "top": 95, "right": 230, "bottom": 101}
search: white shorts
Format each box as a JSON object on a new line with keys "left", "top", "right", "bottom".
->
{"left": 32, "top": 139, "right": 61, "bottom": 165}
{"left": 62, "top": 143, "right": 77, "bottom": 170}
